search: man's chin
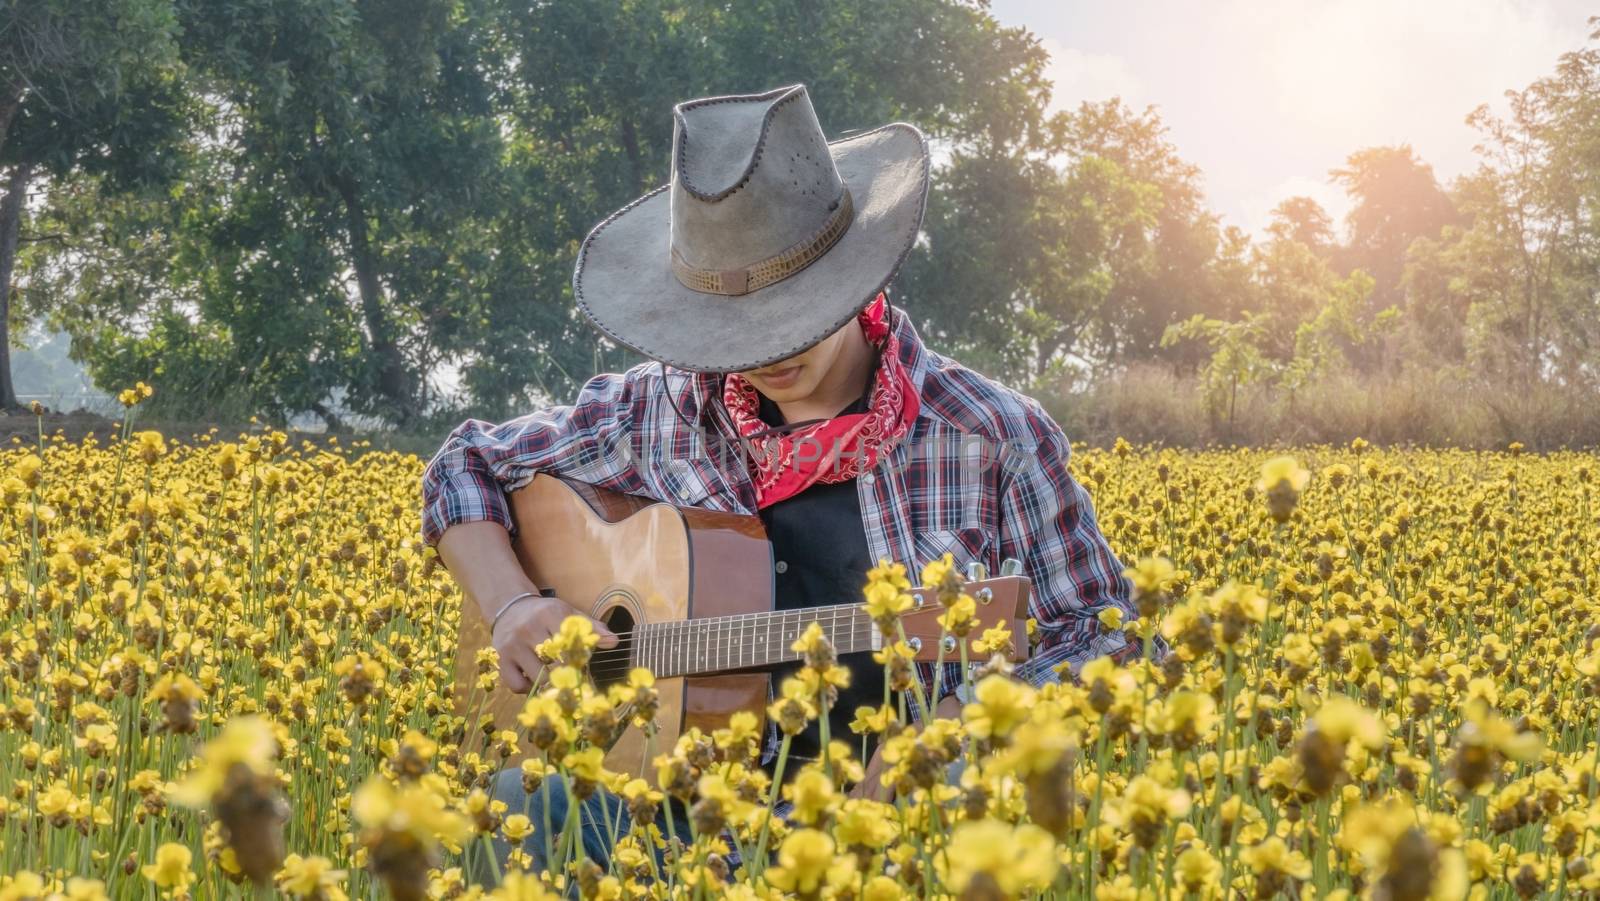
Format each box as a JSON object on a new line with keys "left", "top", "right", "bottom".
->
{"left": 748, "top": 367, "right": 808, "bottom": 398}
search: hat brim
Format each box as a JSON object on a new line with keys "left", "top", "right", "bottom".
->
{"left": 572, "top": 123, "right": 929, "bottom": 373}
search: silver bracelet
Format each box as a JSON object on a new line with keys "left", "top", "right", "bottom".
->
{"left": 489, "top": 590, "right": 538, "bottom": 632}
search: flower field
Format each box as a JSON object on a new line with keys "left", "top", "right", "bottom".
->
{"left": 2, "top": 403, "right": 1598, "bottom": 899}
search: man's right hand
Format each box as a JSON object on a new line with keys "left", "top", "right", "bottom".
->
{"left": 492, "top": 595, "right": 619, "bottom": 693}
{"left": 434, "top": 520, "right": 619, "bottom": 694}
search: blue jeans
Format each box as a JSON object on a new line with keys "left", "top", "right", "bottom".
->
{"left": 466, "top": 768, "right": 686, "bottom": 886}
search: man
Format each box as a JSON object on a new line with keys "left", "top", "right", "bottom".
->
{"left": 420, "top": 84, "right": 1143, "bottom": 879}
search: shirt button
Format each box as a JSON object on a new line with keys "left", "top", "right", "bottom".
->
{"left": 861, "top": 472, "right": 876, "bottom": 485}
{"left": 775, "top": 560, "right": 788, "bottom": 574}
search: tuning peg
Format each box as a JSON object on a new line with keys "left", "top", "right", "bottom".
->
{"left": 999, "top": 557, "right": 1024, "bottom": 577}
{"left": 964, "top": 562, "right": 988, "bottom": 582}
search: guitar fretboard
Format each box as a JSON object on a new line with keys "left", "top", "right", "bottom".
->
{"left": 627, "top": 604, "right": 883, "bottom": 679}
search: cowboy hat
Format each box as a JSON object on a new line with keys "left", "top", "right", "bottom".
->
{"left": 572, "top": 84, "right": 930, "bottom": 373}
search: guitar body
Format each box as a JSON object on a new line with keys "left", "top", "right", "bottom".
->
{"left": 453, "top": 475, "right": 775, "bottom": 779}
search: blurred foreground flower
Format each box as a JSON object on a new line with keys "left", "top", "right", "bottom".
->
{"left": 169, "top": 716, "right": 288, "bottom": 884}
{"left": 937, "top": 819, "right": 1059, "bottom": 899}
{"left": 353, "top": 775, "right": 471, "bottom": 901}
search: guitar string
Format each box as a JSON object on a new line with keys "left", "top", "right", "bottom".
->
{"left": 582, "top": 607, "right": 888, "bottom": 680}
{"left": 537, "top": 598, "right": 982, "bottom": 681}
{"left": 583, "top": 629, "right": 881, "bottom": 680}
{"left": 585, "top": 608, "right": 876, "bottom": 676}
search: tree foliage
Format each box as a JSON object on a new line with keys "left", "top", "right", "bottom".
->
{"left": 4, "top": 5, "right": 1599, "bottom": 432}
{"left": 0, "top": 0, "right": 189, "bottom": 410}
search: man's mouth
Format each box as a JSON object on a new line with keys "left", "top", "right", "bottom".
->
{"left": 756, "top": 365, "right": 802, "bottom": 389}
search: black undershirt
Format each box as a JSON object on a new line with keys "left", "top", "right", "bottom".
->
{"left": 754, "top": 387, "right": 886, "bottom": 774}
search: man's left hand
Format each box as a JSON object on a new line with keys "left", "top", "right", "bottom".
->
{"left": 850, "top": 695, "right": 964, "bottom": 801}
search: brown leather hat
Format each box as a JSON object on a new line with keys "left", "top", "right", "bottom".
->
{"left": 572, "top": 84, "right": 930, "bottom": 373}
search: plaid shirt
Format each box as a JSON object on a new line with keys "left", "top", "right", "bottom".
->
{"left": 420, "top": 305, "right": 1143, "bottom": 722}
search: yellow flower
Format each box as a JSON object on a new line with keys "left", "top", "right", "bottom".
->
{"left": 142, "top": 842, "right": 194, "bottom": 890}
{"left": 919, "top": 552, "right": 964, "bottom": 605}
{"left": 135, "top": 430, "right": 168, "bottom": 464}
{"left": 1105, "top": 776, "right": 1192, "bottom": 848}
{"left": 850, "top": 704, "right": 896, "bottom": 735}
{"left": 1156, "top": 691, "right": 1218, "bottom": 748}
{"left": 833, "top": 799, "right": 898, "bottom": 850}
{"left": 1208, "top": 581, "right": 1268, "bottom": 628}
{"left": 168, "top": 715, "right": 278, "bottom": 807}
{"left": 937, "top": 593, "right": 977, "bottom": 636}
{"left": 73, "top": 722, "right": 118, "bottom": 758}
{"left": 352, "top": 775, "right": 471, "bottom": 847}
{"left": 1312, "top": 696, "right": 1386, "bottom": 750}
{"left": 1097, "top": 606, "right": 1124, "bottom": 631}
{"left": 970, "top": 622, "right": 1015, "bottom": 656}
{"left": 536, "top": 614, "right": 602, "bottom": 667}
{"left": 1256, "top": 455, "right": 1310, "bottom": 521}
{"left": 866, "top": 558, "right": 912, "bottom": 591}
{"left": 1174, "top": 845, "right": 1220, "bottom": 894}
{"left": 862, "top": 875, "right": 903, "bottom": 901}
{"left": 1256, "top": 455, "right": 1310, "bottom": 493}
{"left": 766, "top": 828, "right": 845, "bottom": 896}
{"left": 1123, "top": 555, "right": 1178, "bottom": 596}
{"left": 276, "top": 854, "right": 348, "bottom": 899}
{"left": 0, "top": 873, "right": 47, "bottom": 901}
{"left": 963, "top": 675, "right": 1033, "bottom": 742}
{"left": 863, "top": 578, "right": 913, "bottom": 628}
{"left": 490, "top": 871, "right": 563, "bottom": 900}
{"left": 937, "top": 819, "right": 1059, "bottom": 896}
{"left": 784, "top": 768, "right": 838, "bottom": 826}
{"left": 1239, "top": 836, "right": 1312, "bottom": 879}
{"left": 501, "top": 814, "right": 534, "bottom": 844}
{"left": 791, "top": 620, "right": 835, "bottom": 664}
{"left": 768, "top": 675, "right": 820, "bottom": 735}
{"left": 58, "top": 877, "right": 110, "bottom": 901}
{"left": 563, "top": 747, "right": 608, "bottom": 783}
{"left": 1460, "top": 697, "right": 1541, "bottom": 763}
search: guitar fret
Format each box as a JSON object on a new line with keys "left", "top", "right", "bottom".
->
{"left": 668, "top": 620, "right": 677, "bottom": 678}
{"left": 645, "top": 623, "right": 655, "bottom": 678}
{"left": 629, "top": 603, "right": 887, "bottom": 680}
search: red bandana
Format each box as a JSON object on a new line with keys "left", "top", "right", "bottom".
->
{"left": 722, "top": 293, "right": 920, "bottom": 508}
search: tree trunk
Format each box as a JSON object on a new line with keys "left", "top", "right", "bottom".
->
{"left": 0, "top": 85, "right": 23, "bottom": 151}
{"left": 310, "top": 401, "right": 345, "bottom": 433}
{"left": 0, "top": 163, "right": 33, "bottom": 413}
{"left": 335, "top": 174, "right": 414, "bottom": 426}
{"left": 619, "top": 118, "right": 644, "bottom": 195}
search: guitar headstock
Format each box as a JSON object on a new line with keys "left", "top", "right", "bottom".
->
{"left": 896, "top": 575, "right": 1031, "bottom": 663}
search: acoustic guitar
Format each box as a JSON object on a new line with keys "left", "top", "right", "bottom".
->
{"left": 452, "top": 474, "right": 1031, "bottom": 779}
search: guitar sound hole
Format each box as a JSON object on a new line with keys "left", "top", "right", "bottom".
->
{"left": 591, "top": 605, "right": 636, "bottom": 691}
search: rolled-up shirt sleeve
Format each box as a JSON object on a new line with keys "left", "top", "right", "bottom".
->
{"left": 419, "top": 369, "right": 647, "bottom": 547}
{"left": 1002, "top": 403, "right": 1148, "bottom": 685}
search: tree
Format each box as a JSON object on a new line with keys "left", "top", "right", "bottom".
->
{"left": 1329, "top": 145, "right": 1457, "bottom": 321}
{"left": 0, "top": 0, "right": 187, "bottom": 411}
{"left": 1401, "top": 19, "right": 1599, "bottom": 387}
{"left": 37, "top": 0, "right": 1144, "bottom": 423}
{"left": 1159, "top": 313, "right": 1268, "bottom": 439}
{"left": 1265, "top": 196, "right": 1335, "bottom": 258}
{"left": 1251, "top": 237, "right": 1342, "bottom": 362}
{"left": 476, "top": 0, "right": 1078, "bottom": 410}
{"left": 1061, "top": 99, "right": 1230, "bottom": 369}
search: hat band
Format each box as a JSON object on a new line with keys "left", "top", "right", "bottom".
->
{"left": 671, "top": 188, "right": 853, "bottom": 296}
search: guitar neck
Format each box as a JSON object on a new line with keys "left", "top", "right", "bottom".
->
{"left": 628, "top": 604, "right": 881, "bottom": 680}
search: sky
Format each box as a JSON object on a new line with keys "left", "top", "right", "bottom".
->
{"left": 989, "top": 0, "right": 1596, "bottom": 238}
